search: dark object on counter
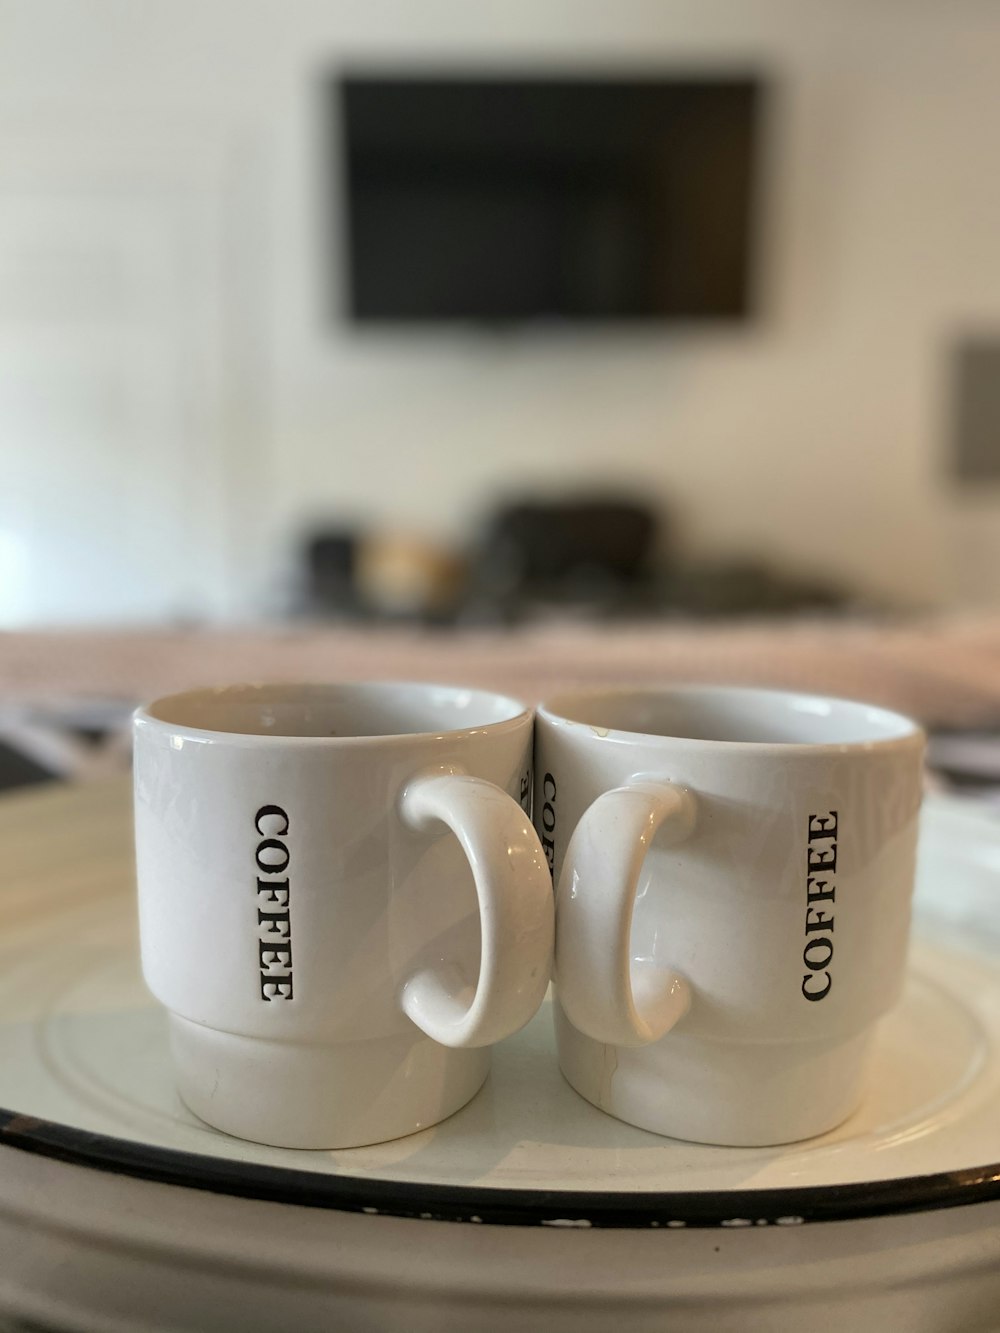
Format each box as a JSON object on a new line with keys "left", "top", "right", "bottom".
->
{"left": 657, "top": 560, "right": 848, "bottom": 618}
{"left": 299, "top": 531, "right": 361, "bottom": 618}
{"left": 465, "top": 498, "right": 660, "bottom": 621}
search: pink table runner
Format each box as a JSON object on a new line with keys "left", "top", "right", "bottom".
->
{"left": 2, "top": 614, "right": 1000, "bottom": 727}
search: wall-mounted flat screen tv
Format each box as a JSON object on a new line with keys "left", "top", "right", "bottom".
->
{"left": 334, "top": 74, "right": 764, "bottom": 325}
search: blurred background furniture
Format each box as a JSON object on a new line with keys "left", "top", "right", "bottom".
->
{"left": 298, "top": 530, "right": 361, "bottom": 620}
{"left": 288, "top": 496, "right": 853, "bottom": 626}
{"left": 5, "top": 3, "right": 1000, "bottom": 631}
{"left": 462, "top": 498, "right": 660, "bottom": 622}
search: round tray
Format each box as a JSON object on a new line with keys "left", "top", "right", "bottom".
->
{"left": 2, "top": 795, "right": 1000, "bottom": 1230}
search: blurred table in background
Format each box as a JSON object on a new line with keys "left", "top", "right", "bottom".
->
{"left": 3, "top": 614, "right": 1000, "bottom": 791}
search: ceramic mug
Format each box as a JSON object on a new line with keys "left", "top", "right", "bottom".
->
{"left": 134, "top": 682, "right": 554, "bottom": 1149}
{"left": 535, "top": 685, "right": 925, "bottom": 1146}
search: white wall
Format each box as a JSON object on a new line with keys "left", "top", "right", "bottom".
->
{"left": 2, "top": 0, "right": 1000, "bottom": 622}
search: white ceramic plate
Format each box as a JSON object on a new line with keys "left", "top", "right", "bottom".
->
{"left": 2, "top": 794, "right": 1000, "bottom": 1229}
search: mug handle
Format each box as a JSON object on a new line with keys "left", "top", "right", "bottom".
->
{"left": 555, "top": 780, "right": 697, "bottom": 1048}
{"left": 399, "top": 770, "right": 555, "bottom": 1049}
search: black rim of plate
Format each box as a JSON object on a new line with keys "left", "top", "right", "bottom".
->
{"left": 2, "top": 1106, "right": 999, "bottom": 1229}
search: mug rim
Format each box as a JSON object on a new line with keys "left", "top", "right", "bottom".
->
{"left": 133, "top": 680, "right": 532, "bottom": 746}
{"left": 536, "top": 683, "right": 924, "bottom": 754}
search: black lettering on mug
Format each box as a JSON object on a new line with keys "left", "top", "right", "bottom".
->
{"left": 257, "top": 879, "right": 289, "bottom": 907}
{"left": 801, "top": 970, "right": 832, "bottom": 1001}
{"left": 803, "top": 936, "right": 834, "bottom": 970}
{"left": 807, "top": 844, "right": 837, "bottom": 874}
{"left": 255, "top": 838, "right": 290, "bottom": 874}
{"left": 257, "top": 907, "right": 291, "bottom": 938}
{"left": 259, "top": 938, "right": 293, "bottom": 971}
{"left": 801, "top": 811, "right": 837, "bottom": 1001}
{"left": 806, "top": 877, "right": 836, "bottom": 903}
{"left": 255, "top": 804, "right": 294, "bottom": 1000}
{"left": 261, "top": 976, "right": 293, "bottom": 1001}
{"left": 540, "top": 772, "right": 557, "bottom": 876}
{"left": 804, "top": 906, "right": 834, "bottom": 934}
{"left": 542, "top": 836, "right": 556, "bottom": 874}
{"left": 807, "top": 812, "right": 838, "bottom": 840}
{"left": 255, "top": 805, "right": 289, "bottom": 837}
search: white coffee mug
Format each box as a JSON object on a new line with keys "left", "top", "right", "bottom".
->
{"left": 134, "top": 682, "right": 554, "bottom": 1149}
{"left": 535, "top": 685, "right": 925, "bottom": 1146}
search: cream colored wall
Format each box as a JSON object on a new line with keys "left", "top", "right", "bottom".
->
{"left": 2, "top": 0, "right": 1000, "bottom": 622}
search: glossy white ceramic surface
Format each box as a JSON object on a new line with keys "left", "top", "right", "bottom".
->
{"left": 536, "top": 686, "right": 926, "bottom": 1145}
{"left": 133, "top": 683, "right": 553, "bottom": 1149}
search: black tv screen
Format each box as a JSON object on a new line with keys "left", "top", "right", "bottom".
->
{"left": 335, "top": 74, "right": 763, "bottom": 324}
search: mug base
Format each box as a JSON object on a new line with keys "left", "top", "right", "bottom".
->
{"left": 555, "top": 1004, "right": 873, "bottom": 1147}
{"left": 168, "top": 1014, "right": 491, "bottom": 1150}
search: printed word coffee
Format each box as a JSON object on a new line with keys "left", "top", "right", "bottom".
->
{"left": 255, "top": 804, "right": 294, "bottom": 1000}
{"left": 802, "top": 811, "right": 837, "bottom": 1001}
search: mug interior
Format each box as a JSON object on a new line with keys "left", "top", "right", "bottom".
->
{"left": 541, "top": 686, "right": 919, "bottom": 747}
{"left": 144, "top": 682, "right": 527, "bottom": 740}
